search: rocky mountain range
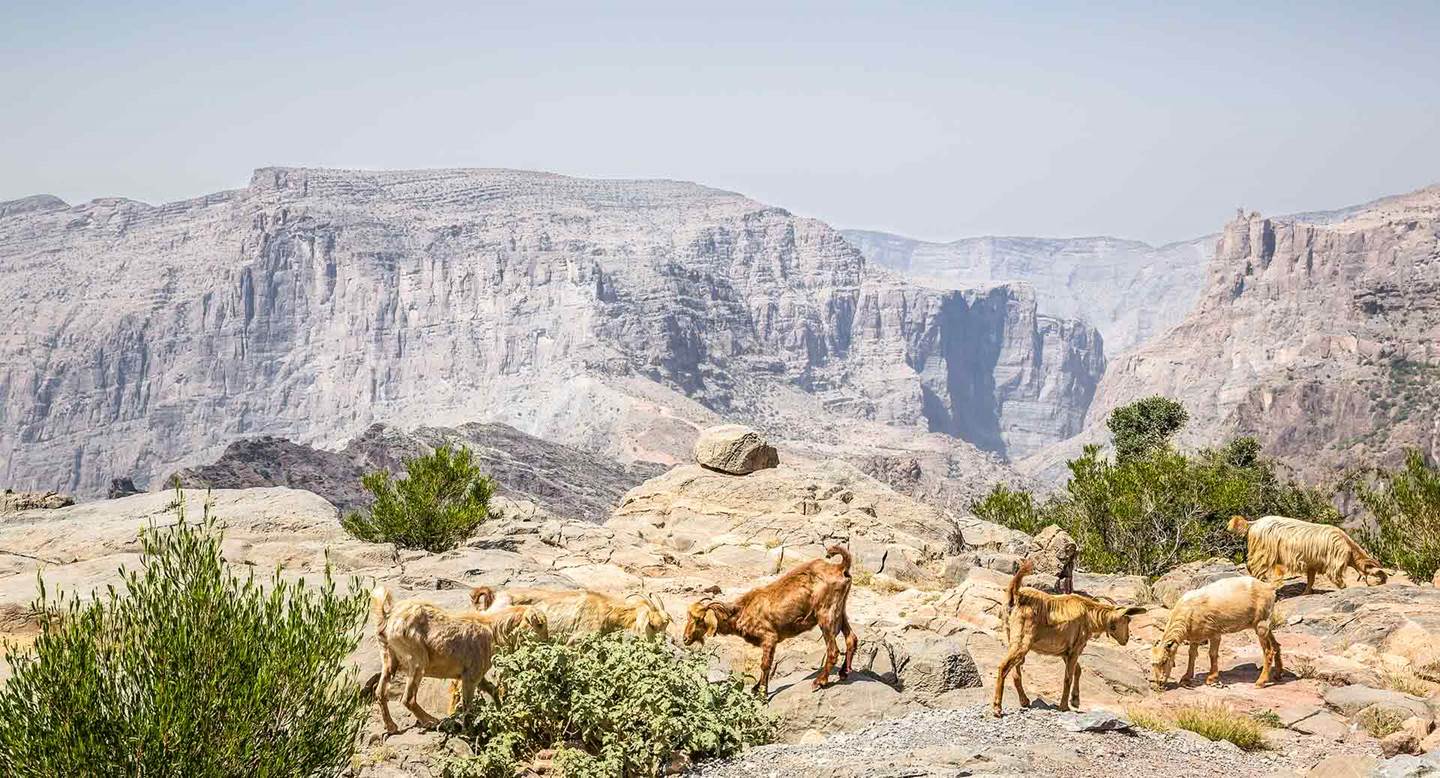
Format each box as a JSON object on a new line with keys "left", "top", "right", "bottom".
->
{"left": 842, "top": 230, "right": 1211, "bottom": 353}
{"left": 0, "top": 167, "right": 1105, "bottom": 499}
{"left": 1024, "top": 186, "right": 1440, "bottom": 483}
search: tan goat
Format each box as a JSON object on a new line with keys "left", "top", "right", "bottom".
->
{"left": 371, "top": 586, "right": 545, "bottom": 733}
{"left": 487, "top": 587, "right": 672, "bottom": 641}
{"left": 682, "top": 545, "right": 857, "bottom": 697}
{"left": 1150, "top": 575, "right": 1281, "bottom": 690}
{"left": 993, "top": 560, "right": 1146, "bottom": 717}
{"left": 1229, "top": 515, "right": 1386, "bottom": 594}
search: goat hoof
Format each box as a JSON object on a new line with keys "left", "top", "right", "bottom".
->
{"left": 991, "top": 706, "right": 1003, "bottom": 718}
{"left": 1016, "top": 696, "right": 1031, "bottom": 708}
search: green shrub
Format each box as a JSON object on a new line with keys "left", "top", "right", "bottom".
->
{"left": 1356, "top": 449, "right": 1440, "bottom": 583}
{"left": 970, "top": 483, "right": 1052, "bottom": 536}
{"left": 0, "top": 493, "right": 370, "bottom": 776}
{"left": 439, "top": 632, "right": 775, "bottom": 778}
{"left": 343, "top": 444, "right": 496, "bottom": 552}
{"left": 971, "top": 400, "right": 1339, "bottom": 577}
{"left": 1108, "top": 395, "right": 1188, "bottom": 463}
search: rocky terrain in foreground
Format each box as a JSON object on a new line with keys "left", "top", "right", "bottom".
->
{"left": 1, "top": 427, "right": 1436, "bottom": 777}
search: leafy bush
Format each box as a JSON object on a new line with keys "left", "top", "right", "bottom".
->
{"left": 439, "top": 632, "right": 775, "bottom": 778}
{"left": 343, "top": 444, "right": 497, "bottom": 552}
{"left": 1108, "top": 395, "right": 1188, "bottom": 462}
{"left": 972, "top": 400, "right": 1339, "bottom": 577}
{"left": 0, "top": 494, "right": 370, "bottom": 775}
{"left": 1356, "top": 449, "right": 1440, "bottom": 583}
{"left": 1172, "top": 703, "right": 1268, "bottom": 751}
{"left": 970, "top": 483, "right": 1052, "bottom": 536}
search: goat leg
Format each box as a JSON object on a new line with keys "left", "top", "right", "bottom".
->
{"left": 838, "top": 616, "right": 857, "bottom": 679}
{"left": 992, "top": 627, "right": 1032, "bottom": 717}
{"left": 1180, "top": 643, "right": 1199, "bottom": 687}
{"left": 1011, "top": 662, "right": 1030, "bottom": 708}
{"left": 403, "top": 666, "right": 440, "bottom": 728}
{"left": 1204, "top": 638, "right": 1222, "bottom": 686}
{"left": 378, "top": 648, "right": 400, "bottom": 734}
{"left": 1069, "top": 662, "right": 1081, "bottom": 710}
{"left": 755, "top": 641, "right": 776, "bottom": 698}
{"left": 1057, "top": 655, "right": 1073, "bottom": 712}
{"left": 813, "top": 626, "right": 839, "bottom": 690}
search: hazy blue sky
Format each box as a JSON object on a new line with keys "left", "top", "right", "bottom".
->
{"left": 4, "top": 1, "right": 1438, "bottom": 243}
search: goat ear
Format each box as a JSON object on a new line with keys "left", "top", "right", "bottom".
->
{"left": 1122, "top": 606, "right": 1147, "bottom": 617}
{"left": 1163, "top": 639, "right": 1180, "bottom": 652}
{"left": 703, "top": 608, "right": 720, "bottom": 637}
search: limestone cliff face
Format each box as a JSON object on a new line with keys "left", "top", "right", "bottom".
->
{"left": 844, "top": 230, "right": 1209, "bottom": 353}
{"left": 1077, "top": 187, "right": 1440, "bottom": 481}
{"left": 0, "top": 168, "right": 1102, "bottom": 497}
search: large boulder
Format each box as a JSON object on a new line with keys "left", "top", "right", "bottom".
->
{"left": 1025, "top": 525, "right": 1076, "bottom": 576}
{"left": 0, "top": 490, "right": 74, "bottom": 514}
{"left": 766, "top": 670, "right": 904, "bottom": 741}
{"left": 692, "top": 424, "right": 779, "bottom": 475}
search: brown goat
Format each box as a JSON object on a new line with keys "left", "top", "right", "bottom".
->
{"left": 992, "top": 560, "right": 1146, "bottom": 717}
{"left": 371, "top": 586, "right": 544, "bottom": 733}
{"left": 683, "top": 545, "right": 857, "bottom": 697}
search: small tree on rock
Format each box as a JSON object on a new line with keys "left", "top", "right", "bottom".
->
{"left": 1108, "top": 396, "right": 1189, "bottom": 462}
{"left": 342, "top": 444, "right": 496, "bottom": 552}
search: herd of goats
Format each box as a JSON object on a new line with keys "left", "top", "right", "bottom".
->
{"left": 368, "top": 513, "right": 1390, "bottom": 734}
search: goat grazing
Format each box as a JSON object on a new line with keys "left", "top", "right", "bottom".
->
{"left": 487, "top": 587, "right": 671, "bottom": 641}
{"left": 1229, "top": 515, "right": 1386, "bottom": 594}
{"left": 371, "top": 586, "right": 544, "bottom": 733}
{"left": 993, "top": 560, "right": 1146, "bottom": 717}
{"left": 683, "top": 545, "right": 857, "bottom": 697}
{"left": 1150, "top": 575, "right": 1281, "bottom": 690}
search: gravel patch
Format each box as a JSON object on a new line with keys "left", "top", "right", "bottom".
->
{"left": 692, "top": 704, "right": 1372, "bottom": 778}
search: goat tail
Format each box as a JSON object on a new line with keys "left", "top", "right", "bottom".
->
{"left": 1227, "top": 515, "right": 1250, "bottom": 535}
{"left": 1007, "top": 559, "right": 1034, "bottom": 608}
{"left": 470, "top": 585, "right": 496, "bottom": 611}
{"left": 826, "top": 545, "right": 853, "bottom": 576}
{"left": 370, "top": 585, "right": 394, "bottom": 632}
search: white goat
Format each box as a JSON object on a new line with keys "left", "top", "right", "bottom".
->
{"left": 487, "top": 587, "right": 671, "bottom": 641}
{"left": 1229, "top": 515, "right": 1386, "bottom": 594}
{"left": 1150, "top": 576, "right": 1281, "bottom": 690}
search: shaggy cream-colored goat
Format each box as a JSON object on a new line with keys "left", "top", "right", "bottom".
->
{"left": 683, "top": 545, "right": 857, "bottom": 697}
{"left": 1150, "top": 575, "right": 1281, "bottom": 690}
{"left": 992, "top": 560, "right": 1146, "bottom": 717}
{"left": 1229, "top": 514, "right": 1386, "bottom": 594}
{"left": 371, "top": 586, "right": 544, "bottom": 733}
{"left": 486, "top": 587, "right": 671, "bottom": 641}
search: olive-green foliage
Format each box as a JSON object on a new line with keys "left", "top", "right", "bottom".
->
{"left": 970, "top": 483, "right": 1055, "bottom": 537}
{"left": 439, "top": 632, "right": 775, "bottom": 778}
{"left": 0, "top": 494, "right": 370, "bottom": 776}
{"left": 1356, "top": 449, "right": 1440, "bottom": 582}
{"left": 343, "top": 444, "right": 496, "bottom": 552}
{"left": 972, "top": 400, "right": 1339, "bottom": 577}
{"left": 1107, "top": 395, "right": 1189, "bottom": 463}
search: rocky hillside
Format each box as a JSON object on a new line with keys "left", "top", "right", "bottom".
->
{"left": 843, "top": 230, "right": 1211, "bottom": 353}
{"left": 1076, "top": 188, "right": 1440, "bottom": 483}
{"left": 2, "top": 437, "right": 1435, "bottom": 776}
{"left": 168, "top": 421, "right": 665, "bottom": 522}
{"left": 0, "top": 168, "right": 1103, "bottom": 497}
